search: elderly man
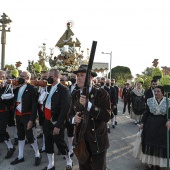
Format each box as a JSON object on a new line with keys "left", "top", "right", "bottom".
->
{"left": 42, "top": 69, "right": 73, "bottom": 170}
{"left": 68, "top": 64, "right": 111, "bottom": 170}
{"left": 0, "top": 70, "right": 15, "bottom": 159}
{"left": 10, "top": 71, "right": 41, "bottom": 166}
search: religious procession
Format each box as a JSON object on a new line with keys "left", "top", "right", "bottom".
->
{"left": 0, "top": 14, "right": 170, "bottom": 170}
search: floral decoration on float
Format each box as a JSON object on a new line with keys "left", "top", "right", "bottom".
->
{"left": 159, "top": 75, "right": 170, "bottom": 92}
{"left": 152, "top": 67, "right": 163, "bottom": 80}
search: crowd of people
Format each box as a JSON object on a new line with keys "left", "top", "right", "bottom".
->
{"left": 0, "top": 65, "right": 170, "bottom": 170}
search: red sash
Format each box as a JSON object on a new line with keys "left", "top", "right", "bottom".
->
{"left": 44, "top": 107, "right": 52, "bottom": 120}
{"left": 15, "top": 102, "right": 31, "bottom": 116}
{"left": 0, "top": 110, "right": 6, "bottom": 113}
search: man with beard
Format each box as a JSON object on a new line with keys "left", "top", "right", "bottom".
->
{"left": 10, "top": 71, "right": 42, "bottom": 166}
{"left": 145, "top": 79, "right": 158, "bottom": 102}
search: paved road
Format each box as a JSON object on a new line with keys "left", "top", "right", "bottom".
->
{"left": 0, "top": 99, "right": 146, "bottom": 170}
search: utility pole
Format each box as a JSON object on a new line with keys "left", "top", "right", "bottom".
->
{"left": 101, "top": 51, "right": 112, "bottom": 79}
{"left": 0, "top": 13, "right": 12, "bottom": 70}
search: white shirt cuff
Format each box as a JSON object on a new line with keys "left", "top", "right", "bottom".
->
{"left": 72, "top": 117, "right": 75, "bottom": 124}
{"left": 87, "top": 101, "right": 92, "bottom": 111}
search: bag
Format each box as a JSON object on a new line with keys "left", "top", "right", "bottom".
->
{"left": 1, "top": 84, "right": 14, "bottom": 100}
{"left": 134, "top": 96, "right": 145, "bottom": 112}
{"left": 73, "top": 138, "right": 89, "bottom": 164}
{"left": 1, "top": 93, "right": 14, "bottom": 100}
{"left": 133, "top": 130, "right": 142, "bottom": 159}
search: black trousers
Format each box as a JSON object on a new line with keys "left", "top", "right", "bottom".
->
{"left": 16, "top": 115, "right": 34, "bottom": 143}
{"left": 79, "top": 141, "right": 106, "bottom": 170}
{"left": 37, "top": 105, "right": 44, "bottom": 127}
{"left": 0, "top": 111, "right": 10, "bottom": 141}
{"left": 113, "top": 105, "right": 118, "bottom": 116}
{"left": 123, "top": 100, "right": 131, "bottom": 114}
{"left": 65, "top": 120, "right": 74, "bottom": 137}
{"left": 7, "top": 110, "right": 16, "bottom": 127}
{"left": 44, "top": 119, "right": 69, "bottom": 155}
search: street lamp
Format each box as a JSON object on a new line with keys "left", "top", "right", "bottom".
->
{"left": 101, "top": 51, "right": 112, "bottom": 80}
{"left": 0, "top": 13, "right": 12, "bottom": 70}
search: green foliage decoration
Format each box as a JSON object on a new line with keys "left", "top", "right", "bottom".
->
{"left": 136, "top": 77, "right": 144, "bottom": 84}
{"left": 11, "top": 69, "right": 19, "bottom": 78}
{"left": 152, "top": 67, "right": 163, "bottom": 79}
{"left": 33, "top": 62, "right": 42, "bottom": 73}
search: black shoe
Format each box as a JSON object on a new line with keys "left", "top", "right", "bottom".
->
{"left": 115, "top": 121, "right": 117, "bottom": 125}
{"left": 122, "top": 112, "right": 125, "bottom": 114}
{"left": 107, "top": 128, "right": 111, "bottom": 133}
{"left": 5, "top": 147, "right": 16, "bottom": 159}
{"left": 145, "top": 165, "right": 154, "bottom": 170}
{"left": 25, "top": 140, "right": 29, "bottom": 144}
{"left": 70, "top": 152, "right": 74, "bottom": 157}
{"left": 42, "top": 166, "right": 55, "bottom": 170}
{"left": 10, "top": 157, "right": 25, "bottom": 165}
{"left": 14, "top": 138, "right": 18, "bottom": 145}
{"left": 37, "top": 133, "right": 43, "bottom": 139}
{"left": 63, "top": 152, "right": 74, "bottom": 159}
{"left": 112, "top": 125, "right": 115, "bottom": 129}
{"left": 39, "top": 148, "right": 46, "bottom": 153}
{"left": 35, "top": 154, "right": 42, "bottom": 166}
{"left": 155, "top": 166, "right": 161, "bottom": 170}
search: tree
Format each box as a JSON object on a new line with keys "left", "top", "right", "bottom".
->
{"left": 142, "top": 67, "right": 154, "bottom": 76}
{"left": 108, "top": 66, "right": 133, "bottom": 85}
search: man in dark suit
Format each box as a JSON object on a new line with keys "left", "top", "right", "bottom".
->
{"left": 122, "top": 83, "right": 132, "bottom": 114}
{"left": 68, "top": 65, "right": 111, "bottom": 170}
{"left": 145, "top": 79, "right": 158, "bottom": 103}
{"left": 10, "top": 71, "right": 41, "bottom": 166}
{"left": 0, "top": 70, "right": 15, "bottom": 159}
{"left": 66, "top": 73, "right": 79, "bottom": 157}
{"left": 101, "top": 79, "right": 116, "bottom": 129}
{"left": 111, "top": 79, "right": 119, "bottom": 126}
{"left": 37, "top": 71, "right": 49, "bottom": 153}
{"left": 100, "top": 77, "right": 105, "bottom": 89}
{"left": 42, "top": 69, "right": 73, "bottom": 170}
{"left": 111, "top": 79, "right": 119, "bottom": 104}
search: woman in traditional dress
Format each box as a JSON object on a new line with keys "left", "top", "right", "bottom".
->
{"left": 131, "top": 81, "right": 145, "bottom": 124}
{"left": 140, "top": 86, "right": 170, "bottom": 170}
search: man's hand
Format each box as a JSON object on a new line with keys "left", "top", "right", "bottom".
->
{"left": 166, "top": 121, "right": 170, "bottom": 130}
{"left": 113, "top": 105, "right": 116, "bottom": 109}
{"left": 0, "top": 81, "right": 4, "bottom": 88}
{"left": 74, "top": 112, "right": 83, "bottom": 125}
{"left": 139, "top": 124, "right": 143, "bottom": 131}
{"left": 27, "top": 121, "right": 33, "bottom": 130}
{"left": 80, "top": 95, "right": 87, "bottom": 107}
{"left": 53, "top": 127, "right": 60, "bottom": 135}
